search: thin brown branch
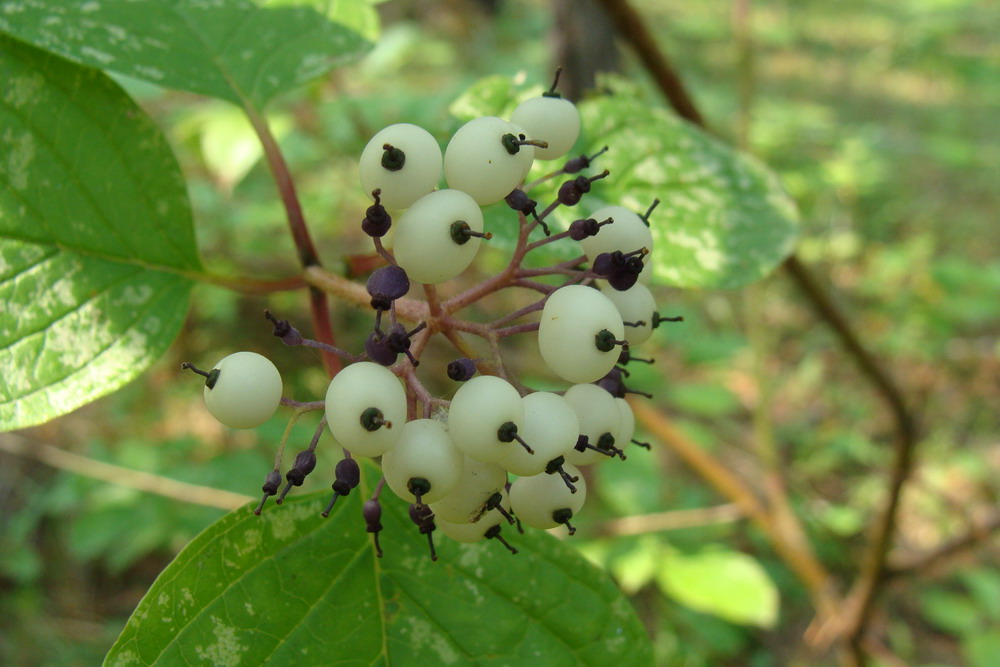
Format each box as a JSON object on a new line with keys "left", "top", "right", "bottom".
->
{"left": 885, "top": 512, "right": 1000, "bottom": 582}
{"left": 599, "top": 503, "right": 743, "bottom": 537}
{"left": 593, "top": 0, "right": 705, "bottom": 127}
{"left": 600, "top": 0, "right": 920, "bottom": 656}
{"left": 0, "top": 434, "right": 252, "bottom": 511}
{"left": 243, "top": 103, "right": 342, "bottom": 375}
{"left": 630, "top": 399, "right": 841, "bottom": 624}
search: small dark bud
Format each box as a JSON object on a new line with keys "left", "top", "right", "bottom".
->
{"left": 592, "top": 252, "right": 614, "bottom": 276}
{"left": 321, "top": 458, "right": 361, "bottom": 517}
{"left": 563, "top": 146, "right": 608, "bottom": 174}
{"left": 254, "top": 469, "right": 283, "bottom": 515}
{"left": 264, "top": 310, "right": 304, "bottom": 346}
{"left": 447, "top": 358, "right": 477, "bottom": 382}
{"left": 409, "top": 502, "right": 438, "bottom": 561}
{"left": 276, "top": 450, "right": 318, "bottom": 504}
{"left": 505, "top": 189, "right": 532, "bottom": 212}
{"left": 363, "top": 499, "right": 384, "bottom": 558}
{"left": 362, "top": 189, "right": 392, "bottom": 237}
{"left": 568, "top": 216, "right": 612, "bottom": 241}
{"left": 367, "top": 265, "right": 410, "bottom": 311}
{"left": 365, "top": 331, "right": 398, "bottom": 366}
{"left": 557, "top": 170, "right": 609, "bottom": 206}
{"left": 386, "top": 322, "right": 426, "bottom": 367}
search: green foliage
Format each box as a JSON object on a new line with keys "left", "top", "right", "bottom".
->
{"left": 106, "top": 465, "right": 653, "bottom": 666}
{"left": 0, "top": 0, "right": 370, "bottom": 108}
{"left": 655, "top": 547, "right": 779, "bottom": 629}
{"left": 581, "top": 78, "right": 799, "bottom": 289}
{"left": 0, "top": 37, "right": 196, "bottom": 430}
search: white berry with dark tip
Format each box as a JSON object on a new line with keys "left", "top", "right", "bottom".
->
{"left": 194, "top": 352, "right": 282, "bottom": 429}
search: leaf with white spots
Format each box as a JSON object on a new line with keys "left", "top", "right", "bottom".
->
{"left": 0, "top": 0, "right": 371, "bottom": 108}
{"left": 0, "top": 37, "right": 196, "bottom": 431}
{"left": 579, "top": 77, "right": 799, "bottom": 288}
{"left": 105, "top": 464, "right": 654, "bottom": 666}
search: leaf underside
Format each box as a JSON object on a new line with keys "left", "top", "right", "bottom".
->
{"left": 105, "top": 466, "right": 653, "bottom": 666}
{"left": 0, "top": 37, "right": 197, "bottom": 430}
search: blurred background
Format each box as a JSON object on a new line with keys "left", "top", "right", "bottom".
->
{"left": 1, "top": 0, "right": 998, "bottom": 664}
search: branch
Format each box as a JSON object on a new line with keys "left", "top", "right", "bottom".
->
{"left": 243, "top": 103, "right": 341, "bottom": 375}
{"left": 629, "top": 399, "right": 840, "bottom": 622}
{"left": 598, "top": 0, "right": 920, "bottom": 655}
{"left": 593, "top": 0, "right": 705, "bottom": 127}
{"left": 599, "top": 503, "right": 743, "bottom": 537}
{"left": 0, "top": 434, "right": 252, "bottom": 511}
{"left": 884, "top": 512, "right": 1000, "bottom": 582}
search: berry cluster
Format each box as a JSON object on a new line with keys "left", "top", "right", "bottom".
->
{"left": 183, "top": 71, "right": 680, "bottom": 560}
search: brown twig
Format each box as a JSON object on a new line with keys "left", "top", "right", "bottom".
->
{"left": 600, "top": 503, "right": 743, "bottom": 537}
{"left": 629, "top": 399, "right": 841, "bottom": 625}
{"left": 598, "top": 0, "right": 921, "bottom": 658}
{"left": 593, "top": 0, "right": 705, "bottom": 127}
{"left": 242, "top": 102, "right": 341, "bottom": 375}
{"left": 0, "top": 434, "right": 252, "bottom": 510}
{"left": 884, "top": 512, "right": 1000, "bottom": 582}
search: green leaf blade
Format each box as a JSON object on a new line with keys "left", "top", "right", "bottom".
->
{"left": 0, "top": 0, "right": 371, "bottom": 107}
{"left": 579, "top": 81, "right": 800, "bottom": 289}
{"left": 106, "top": 468, "right": 653, "bottom": 666}
{"left": 655, "top": 548, "right": 779, "bottom": 628}
{"left": 0, "top": 37, "right": 197, "bottom": 430}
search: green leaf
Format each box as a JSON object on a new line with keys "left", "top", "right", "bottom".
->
{"left": 963, "top": 630, "right": 1000, "bottom": 667}
{"left": 105, "top": 466, "right": 654, "bottom": 666}
{"left": 0, "top": 37, "right": 196, "bottom": 431}
{"left": 579, "top": 78, "right": 800, "bottom": 289}
{"left": 449, "top": 75, "right": 528, "bottom": 123}
{"left": 919, "top": 588, "right": 983, "bottom": 636}
{"left": 655, "top": 547, "right": 779, "bottom": 628}
{"left": 0, "top": 0, "right": 370, "bottom": 108}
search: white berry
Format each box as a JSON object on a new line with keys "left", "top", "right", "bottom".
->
{"left": 429, "top": 456, "right": 507, "bottom": 523}
{"left": 359, "top": 123, "right": 442, "bottom": 210}
{"left": 508, "top": 464, "right": 587, "bottom": 532}
{"left": 325, "top": 362, "right": 407, "bottom": 457}
{"left": 562, "top": 383, "right": 622, "bottom": 466}
{"left": 202, "top": 352, "right": 282, "bottom": 429}
{"left": 447, "top": 375, "right": 525, "bottom": 464}
{"left": 392, "top": 189, "right": 485, "bottom": 284}
{"left": 511, "top": 95, "right": 580, "bottom": 160}
{"left": 538, "top": 285, "right": 625, "bottom": 384}
{"left": 499, "top": 391, "right": 579, "bottom": 476}
{"left": 444, "top": 116, "right": 534, "bottom": 205}
{"left": 382, "top": 419, "right": 463, "bottom": 504}
{"left": 600, "top": 282, "right": 656, "bottom": 345}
